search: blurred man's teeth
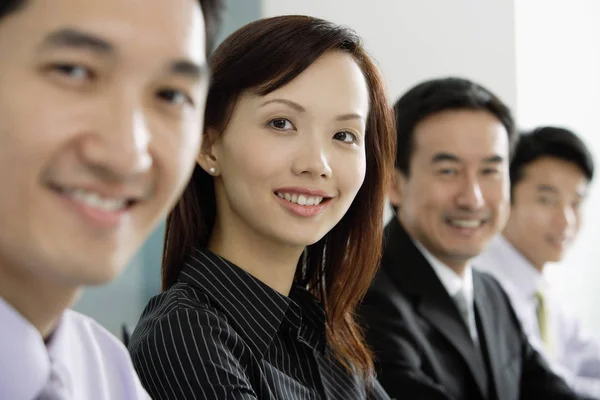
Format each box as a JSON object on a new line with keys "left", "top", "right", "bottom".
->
{"left": 448, "top": 219, "right": 481, "bottom": 228}
{"left": 67, "top": 189, "right": 127, "bottom": 212}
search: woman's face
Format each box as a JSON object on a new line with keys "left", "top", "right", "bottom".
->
{"left": 204, "top": 50, "right": 369, "bottom": 250}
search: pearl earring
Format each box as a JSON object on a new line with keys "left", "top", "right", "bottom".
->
{"left": 209, "top": 167, "right": 216, "bottom": 175}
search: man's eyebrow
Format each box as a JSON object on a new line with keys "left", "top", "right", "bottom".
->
{"left": 431, "top": 152, "right": 460, "bottom": 164}
{"left": 167, "top": 60, "right": 209, "bottom": 80}
{"left": 38, "top": 27, "right": 208, "bottom": 81}
{"left": 536, "top": 184, "right": 559, "bottom": 194}
{"left": 482, "top": 155, "right": 504, "bottom": 164}
{"left": 38, "top": 28, "right": 114, "bottom": 55}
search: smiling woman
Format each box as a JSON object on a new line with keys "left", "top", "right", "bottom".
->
{"left": 128, "top": 14, "right": 396, "bottom": 400}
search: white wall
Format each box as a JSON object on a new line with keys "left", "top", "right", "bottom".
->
{"left": 515, "top": 0, "right": 600, "bottom": 334}
{"left": 262, "top": 0, "right": 518, "bottom": 223}
{"left": 262, "top": 0, "right": 517, "bottom": 107}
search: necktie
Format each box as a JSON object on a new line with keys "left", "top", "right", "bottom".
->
{"left": 535, "top": 289, "right": 552, "bottom": 354}
{"left": 454, "top": 288, "right": 478, "bottom": 344}
{"left": 454, "top": 288, "right": 489, "bottom": 395}
{"left": 36, "top": 361, "right": 69, "bottom": 400}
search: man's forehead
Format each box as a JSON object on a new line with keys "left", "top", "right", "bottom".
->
{"left": 8, "top": 0, "right": 206, "bottom": 62}
{"left": 520, "top": 168, "right": 588, "bottom": 196}
{"left": 415, "top": 141, "right": 507, "bottom": 162}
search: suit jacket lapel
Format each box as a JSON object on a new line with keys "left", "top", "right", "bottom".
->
{"left": 382, "top": 218, "right": 489, "bottom": 398}
{"left": 474, "top": 273, "right": 502, "bottom": 400}
{"left": 418, "top": 296, "right": 489, "bottom": 397}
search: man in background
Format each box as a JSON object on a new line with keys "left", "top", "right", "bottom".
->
{"left": 359, "top": 77, "right": 587, "bottom": 399}
{"left": 475, "top": 126, "right": 600, "bottom": 398}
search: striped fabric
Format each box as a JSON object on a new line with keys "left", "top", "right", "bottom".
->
{"left": 129, "top": 248, "right": 390, "bottom": 399}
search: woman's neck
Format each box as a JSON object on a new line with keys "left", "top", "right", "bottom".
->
{"left": 208, "top": 221, "right": 304, "bottom": 296}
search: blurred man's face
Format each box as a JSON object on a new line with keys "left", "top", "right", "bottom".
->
{"left": 390, "top": 109, "right": 510, "bottom": 271}
{"left": 0, "top": 0, "right": 208, "bottom": 287}
{"left": 503, "top": 157, "right": 589, "bottom": 269}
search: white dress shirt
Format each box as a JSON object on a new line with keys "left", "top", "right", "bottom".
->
{"left": 0, "top": 296, "right": 150, "bottom": 400}
{"left": 414, "top": 240, "right": 478, "bottom": 342}
{"left": 474, "top": 235, "right": 600, "bottom": 398}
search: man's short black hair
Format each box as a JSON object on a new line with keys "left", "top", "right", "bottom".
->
{"left": 393, "top": 77, "right": 516, "bottom": 176}
{"left": 0, "top": 0, "right": 28, "bottom": 17}
{"left": 510, "top": 126, "right": 594, "bottom": 197}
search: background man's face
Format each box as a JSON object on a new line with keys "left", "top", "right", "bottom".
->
{"left": 391, "top": 109, "right": 511, "bottom": 270}
{"left": 0, "top": 0, "right": 208, "bottom": 286}
{"left": 504, "top": 157, "right": 589, "bottom": 268}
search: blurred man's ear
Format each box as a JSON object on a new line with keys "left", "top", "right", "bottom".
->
{"left": 388, "top": 169, "right": 405, "bottom": 208}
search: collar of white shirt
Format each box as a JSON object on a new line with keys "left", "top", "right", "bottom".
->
{"left": 413, "top": 239, "right": 475, "bottom": 308}
{"left": 0, "top": 296, "right": 51, "bottom": 399}
{"left": 0, "top": 296, "right": 149, "bottom": 399}
{"left": 476, "top": 234, "right": 547, "bottom": 300}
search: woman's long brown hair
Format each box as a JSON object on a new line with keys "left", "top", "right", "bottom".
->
{"left": 162, "top": 15, "right": 396, "bottom": 381}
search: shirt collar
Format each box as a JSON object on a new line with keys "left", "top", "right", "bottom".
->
{"left": 481, "top": 234, "right": 546, "bottom": 298}
{"left": 413, "top": 240, "right": 474, "bottom": 306}
{"left": 179, "top": 248, "right": 326, "bottom": 358}
{"left": 46, "top": 311, "right": 75, "bottom": 392}
{"left": 0, "top": 296, "right": 57, "bottom": 399}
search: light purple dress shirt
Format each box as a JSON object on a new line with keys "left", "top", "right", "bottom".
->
{"left": 0, "top": 296, "right": 150, "bottom": 399}
{"left": 474, "top": 235, "right": 600, "bottom": 398}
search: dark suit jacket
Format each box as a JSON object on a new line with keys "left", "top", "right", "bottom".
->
{"left": 358, "top": 218, "right": 585, "bottom": 400}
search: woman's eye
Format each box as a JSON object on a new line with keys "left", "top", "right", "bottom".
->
{"left": 334, "top": 131, "right": 358, "bottom": 143}
{"left": 269, "top": 118, "right": 295, "bottom": 131}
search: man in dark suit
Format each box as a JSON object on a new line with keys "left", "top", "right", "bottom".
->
{"left": 358, "top": 77, "right": 589, "bottom": 400}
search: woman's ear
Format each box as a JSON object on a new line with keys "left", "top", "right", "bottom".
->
{"left": 197, "top": 127, "right": 221, "bottom": 176}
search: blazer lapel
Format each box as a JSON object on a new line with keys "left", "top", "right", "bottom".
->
{"left": 473, "top": 273, "right": 502, "bottom": 400}
{"left": 418, "top": 296, "right": 489, "bottom": 397}
{"left": 382, "top": 218, "right": 489, "bottom": 398}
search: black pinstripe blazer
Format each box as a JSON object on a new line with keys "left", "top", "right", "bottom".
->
{"left": 129, "top": 248, "right": 390, "bottom": 400}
